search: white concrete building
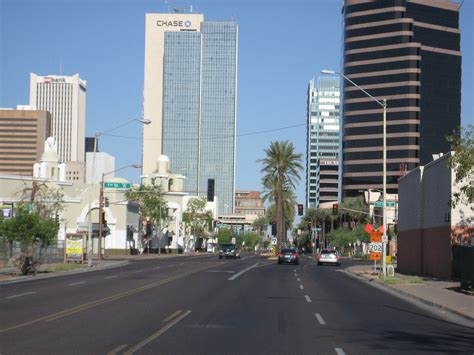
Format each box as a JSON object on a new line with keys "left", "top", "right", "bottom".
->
{"left": 30, "top": 73, "right": 86, "bottom": 163}
{"left": 85, "top": 152, "right": 115, "bottom": 184}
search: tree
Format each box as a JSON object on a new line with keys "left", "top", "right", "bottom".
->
{"left": 126, "top": 184, "right": 169, "bottom": 249}
{"left": 341, "top": 196, "right": 369, "bottom": 228}
{"left": 252, "top": 216, "right": 269, "bottom": 237}
{"left": 217, "top": 228, "right": 232, "bottom": 244}
{"left": 182, "top": 197, "right": 213, "bottom": 250}
{"left": 0, "top": 204, "right": 59, "bottom": 274}
{"left": 258, "top": 141, "right": 303, "bottom": 250}
{"left": 447, "top": 124, "right": 474, "bottom": 207}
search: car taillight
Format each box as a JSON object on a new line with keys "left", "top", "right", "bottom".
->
{"left": 278, "top": 253, "right": 283, "bottom": 257}
{"left": 291, "top": 253, "right": 297, "bottom": 257}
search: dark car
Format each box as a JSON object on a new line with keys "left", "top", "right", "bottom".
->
{"left": 219, "top": 243, "right": 240, "bottom": 259}
{"left": 278, "top": 248, "right": 299, "bottom": 265}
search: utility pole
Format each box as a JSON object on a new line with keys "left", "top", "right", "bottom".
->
{"left": 98, "top": 172, "right": 104, "bottom": 261}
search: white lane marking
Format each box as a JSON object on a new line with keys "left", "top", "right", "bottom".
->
{"left": 6, "top": 291, "right": 36, "bottom": 299}
{"left": 335, "top": 348, "right": 346, "bottom": 355}
{"left": 106, "top": 344, "right": 128, "bottom": 355}
{"left": 105, "top": 275, "right": 118, "bottom": 279}
{"left": 68, "top": 281, "right": 86, "bottom": 286}
{"left": 207, "top": 270, "right": 234, "bottom": 273}
{"left": 299, "top": 284, "right": 304, "bottom": 290}
{"left": 228, "top": 263, "right": 259, "bottom": 281}
{"left": 295, "top": 273, "right": 298, "bottom": 277}
{"left": 305, "top": 295, "right": 312, "bottom": 303}
{"left": 297, "top": 278, "right": 301, "bottom": 282}
{"left": 153, "top": 266, "right": 161, "bottom": 270}
{"left": 293, "top": 269, "right": 296, "bottom": 272}
{"left": 162, "top": 310, "right": 182, "bottom": 323}
{"left": 315, "top": 313, "right": 326, "bottom": 325}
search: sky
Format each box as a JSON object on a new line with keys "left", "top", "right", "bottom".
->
{"left": 1, "top": 0, "right": 473, "bottom": 206}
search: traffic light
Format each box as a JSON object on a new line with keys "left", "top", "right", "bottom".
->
{"left": 271, "top": 220, "right": 277, "bottom": 236}
{"left": 104, "top": 197, "right": 109, "bottom": 207}
{"left": 297, "top": 204, "right": 304, "bottom": 216}
{"left": 146, "top": 220, "right": 152, "bottom": 237}
{"left": 102, "top": 211, "right": 107, "bottom": 225}
{"left": 332, "top": 203, "right": 338, "bottom": 215}
{"left": 207, "top": 178, "right": 215, "bottom": 202}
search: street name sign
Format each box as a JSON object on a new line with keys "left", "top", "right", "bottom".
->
{"left": 374, "top": 201, "right": 396, "bottom": 207}
{"left": 104, "top": 182, "right": 131, "bottom": 189}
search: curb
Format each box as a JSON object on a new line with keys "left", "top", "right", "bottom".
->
{"left": 0, "top": 261, "right": 129, "bottom": 286}
{"left": 344, "top": 267, "right": 474, "bottom": 328}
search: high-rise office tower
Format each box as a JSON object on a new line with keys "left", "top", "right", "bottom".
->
{"left": 306, "top": 78, "right": 340, "bottom": 208}
{"left": 30, "top": 73, "right": 87, "bottom": 163}
{"left": 0, "top": 106, "right": 51, "bottom": 176}
{"left": 143, "top": 13, "right": 238, "bottom": 215}
{"left": 342, "top": 0, "right": 461, "bottom": 196}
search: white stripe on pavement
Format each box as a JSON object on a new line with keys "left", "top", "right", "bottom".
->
{"left": 228, "top": 263, "right": 259, "bottom": 281}
{"left": 6, "top": 291, "right": 36, "bottom": 299}
{"left": 299, "top": 284, "right": 304, "bottom": 290}
{"left": 305, "top": 295, "right": 312, "bottom": 303}
{"left": 335, "top": 348, "right": 346, "bottom": 355}
{"left": 162, "top": 310, "right": 182, "bottom": 323}
{"left": 153, "top": 266, "right": 161, "bottom": 270}
{"left": 105, "top": 275, "right": 118, "bottom": 279}
{"left": 68, "top": 281, "right": 86, "bottom": 286}
{"left": 297, "top": 278, "right": 301, "bottom": 282}
{"left": 315, "top": 313, "right": 326, "bottom": 325}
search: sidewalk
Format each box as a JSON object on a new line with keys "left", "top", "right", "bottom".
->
{"left": 346, "top": 264, "right": 474, "bottom": 327}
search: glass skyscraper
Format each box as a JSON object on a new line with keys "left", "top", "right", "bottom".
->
{"left": 306, "top": 78, "right": 340, "bottom": 208}
{"left": 157, "top": 17, "right": 238, "bottom": 215}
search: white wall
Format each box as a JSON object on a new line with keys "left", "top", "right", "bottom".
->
{"left": 86, "top": 152, "right": 115, "bottom": 184}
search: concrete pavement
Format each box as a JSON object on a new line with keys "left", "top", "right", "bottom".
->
{"left": 345, "top": 263, "right": 474, "bottom": 327}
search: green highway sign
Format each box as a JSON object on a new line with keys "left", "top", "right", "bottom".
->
{"left": 312, "top": 227, "right": 322, "bottom": 232}
{"left": 374, "top": 201, "right": 396, "bottom": 207}
{"left": 104, "top": 182, "right": 132, "bottom": 189}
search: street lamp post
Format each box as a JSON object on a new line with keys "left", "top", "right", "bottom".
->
{"left": 321, "top": 69, "right": 388, "bottom": 277}
{"left": 98, "top": 164, "right": 142, "bottom": 260}
{"left": 88, "top": 118, "right": 151, "bottom": 262}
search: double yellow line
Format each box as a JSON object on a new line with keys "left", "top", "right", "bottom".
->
{"left": 0, "top": 262, "right": 217, "bottom": 334}
{"left": 107, "top": 310, "right": 192, "bottom": 355}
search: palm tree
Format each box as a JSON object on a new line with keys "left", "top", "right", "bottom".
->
{"left": 258, "top": 141, "right": 303, "bottom": 250}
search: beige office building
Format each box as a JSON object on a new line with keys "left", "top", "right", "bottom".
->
{"left": 142, "top": 13, "right": 204, "bottom": 176}
{"left": 30, "top": 73, "right": 86, "bottom": 163}
{"left": 0, "top": 107, "right": 51, "bottom": 176}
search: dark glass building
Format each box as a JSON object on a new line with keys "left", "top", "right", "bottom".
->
{"left": 342, "top": 0, "right": 461, "bottom": 196}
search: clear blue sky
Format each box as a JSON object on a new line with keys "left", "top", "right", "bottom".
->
{"left": 1, "top": 0, "right": 473, "bottom": 205}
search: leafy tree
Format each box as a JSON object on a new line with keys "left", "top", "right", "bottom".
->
{"left": 0, "top": 204, "right": 58, "bottom": 261}
{"left": 447, "top": 124, "right": 474, "bottom": 207}
{"left": 182, "top": 197, "right": 213, "bottom": 242}
{"left": 217, "top": 228, "right": 232, "bottom": 244}
{"left": 126, "top": 184, "right": 169, "bottom": 236}
{"left": 258, "top": 141, "right": 303, "bottom": 250}
{"left": 341, "top": 196, "right": 369, "bottom": 227}
{"left": 252, "top": 216, "right": 269, "bottom": 237}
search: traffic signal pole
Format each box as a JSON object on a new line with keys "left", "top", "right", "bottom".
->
{"left": 98, "top": 173, "right": 104, "bottom": 261}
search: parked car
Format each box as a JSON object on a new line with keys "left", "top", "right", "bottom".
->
{"left": 219, "top": 243, "right": 240, "bottom": 259}
{"left": 278, "top": 248, "right": 299, "bottom": 265}
{"left": 317, "top": 249, "right": 340, "bottom": 266}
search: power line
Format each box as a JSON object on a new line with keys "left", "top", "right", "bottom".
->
{"left": 101, "top": 122, "right": 306, "bottom": 141}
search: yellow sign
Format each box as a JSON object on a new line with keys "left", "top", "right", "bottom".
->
{"left": 66, "top": 235, "right": 84, "bottom": 261}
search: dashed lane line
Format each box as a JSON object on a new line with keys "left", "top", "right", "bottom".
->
{"left": 335, "top": 348, "right": 346, "bottom": 355}
{"left": 299, "top": 284, "right": 304, "bottom": 290}
{"left": 6, "top": 291, "right": 36, "bottom": 299}
{"left": 68, "top": 281, "right": 86, "bottom": 287}
{"left": 315, "top": 313, "right": 326, "bottom": 325}
{"left": 162, "top": 310, "right": 182, "bottom": 323}
{"left": 305, "top": 295, "right": 312, "bottom": 303}
{"left": 297, "top": 278, "right": 301, "bottom": 282}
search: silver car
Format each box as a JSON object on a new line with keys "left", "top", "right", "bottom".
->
{"left": 317, "top": 249, "right": 341, "bottom": 266}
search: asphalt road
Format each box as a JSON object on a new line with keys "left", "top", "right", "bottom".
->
{"left": 0, "top": 254, "right": 473, "bottom": 355}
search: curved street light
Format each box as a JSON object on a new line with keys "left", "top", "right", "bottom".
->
{"left": 322, "top": 69, "right": 388, "bottom": 277}
{"left": 87, "top": 118, "right": 151, "bottom": 263}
